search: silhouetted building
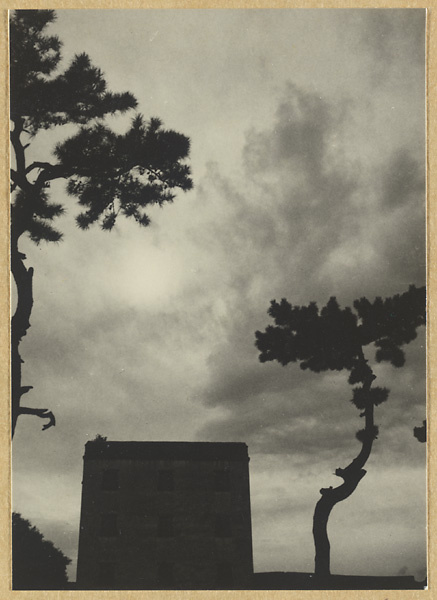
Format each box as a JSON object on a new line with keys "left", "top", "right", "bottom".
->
{"left": 76, "top": 441, "right": 253, "bottom": 590}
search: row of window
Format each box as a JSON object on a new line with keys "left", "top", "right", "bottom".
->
{"left": 99, "top": 513, "right": 234, "bottom": 538}
{"left": 100, "top": 469, "right": 232, "bottom": 492}
{"left": 97, "top": 560, "right": 234, "bottom": 587}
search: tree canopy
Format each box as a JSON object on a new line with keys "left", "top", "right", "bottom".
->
{"left": 256, "top": 285, "right": 425, "bottom": 372}
{"left": 414, "top": 420, "right": 426, "bottom": 443}
{"left": 10, "top": 10, "right": 193, "bottom": 436}
{"left": 12, "top": 512, "right": 71, "bottom": 589}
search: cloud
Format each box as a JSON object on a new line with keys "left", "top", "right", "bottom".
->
{"left": 190, "top": 82, "right": 425, "bottom": 316}
{"left": 354, "top": 9, "right": 426, "bottom": 86}
{"left": 192, "top": 79, "right": 425, "bottom": 447}
{"left": 198, "top": 339, "right": 426, "bottom": 467}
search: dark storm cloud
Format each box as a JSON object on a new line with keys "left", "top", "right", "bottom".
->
{"left": 242, "top": 84, "right": 357, "bottom": 275}
{"left": 198, "top": 355, "right": 425, "bottom": 468}
{"left": 355, "top": 9, "right": 426, "bottom": 84}
{"left": 374, "top": 148, "right": 426, "bottom": 287}
{"left": 194, "top": 81, "right": 425, "bottom": 470}
{"left": 191, "top": 84, "right": 360, "bottom": 309}
{"left": 208, "top": 81, "right": 425, "bottom": 307}
{"left": 198, "top": 320, "right": 425, "bottom": 466}
{"left": 245, "top": 87, "right": 334, "bottom": 174}
{"left": 379, "top": 148, "right": 425, "bottom": 209}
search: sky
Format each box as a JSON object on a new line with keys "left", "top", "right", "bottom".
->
{"left": 11, "top": 9, "right": 427, "bottom": 583}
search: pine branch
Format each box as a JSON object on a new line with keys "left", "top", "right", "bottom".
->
{"left": 19, "top": 407, "right": 56, "bottom": 431}
{"left": 34, "top": 165, "right": 72, "bottom": 187}
{"left": 25, "top": 161, "right": 57, "bottom": 174}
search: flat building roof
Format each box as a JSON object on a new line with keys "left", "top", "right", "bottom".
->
{"left": 84, "top": 440, "right": 249, "bottom": 461}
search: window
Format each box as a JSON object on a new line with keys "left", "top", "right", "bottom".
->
{"left": 100, "top": 513, "right": 118, "bottom": 537}
{"left": 101, "top": 469, "right": 119, "bottom": 491}
{"left": 157, "top": 515, "right": 174, "bottom": 537}
{"left": 214, "top": 514, "right": 231, "bottom": 538}
{"left": 157, "top": 469, "right": 174, "bottom": 491}
{"left": 214, "top": 469, "right": 230, "bottom": 492}
{"left": 217, "top": 562, "right": 233, "bottom": 588}
{"left": 98, "top": 562, "right": 116, "bottom": 587}
{"left": 157, "top": 562, "right": 175, "bottom": 587}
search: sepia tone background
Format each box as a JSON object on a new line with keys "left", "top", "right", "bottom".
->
{"left": 2, "top": 1, "right": 436, "bottom": 599}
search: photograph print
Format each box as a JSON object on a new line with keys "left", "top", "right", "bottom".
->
{"left": 10, "top": 8, "right": 427, "bottom": 591}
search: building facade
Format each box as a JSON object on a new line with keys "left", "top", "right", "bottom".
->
{"left": 76, "top": 440, "right": 253, "bottom": 590}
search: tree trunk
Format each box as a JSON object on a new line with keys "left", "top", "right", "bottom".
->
{"left": 11, "top": 238, "right": 34, "bottom": 437}
{"left": 313, "top": 467, "right": 367, "bottom": 579}
{"left": 313, "top": 494, "right": 332, "bottom": 578}
{"left": 312, "top": 359, "right": 376, "bottom": 579}
{"left": 11, "top": 117, "right": 56, "bottom": 437}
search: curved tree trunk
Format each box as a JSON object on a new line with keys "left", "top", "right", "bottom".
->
{"left": 11, "top": 240, "right": 55, "bottom": 437}
{"left": 313, "top": 465, "right": 367, "bottom": 578}
{"left": 11, "top": 117, "right": 56, "bottom": 437}
{"left": 11, "top": 239, "right": 34, "bottom": 437}
{"left": 313, "top": 358, "right": 376, "bottom": 579}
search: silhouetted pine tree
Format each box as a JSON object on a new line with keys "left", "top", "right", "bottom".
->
{"left": 10, "top": 10, "right": 193, "bottom": 436}
{"left": 255, "top": 284, "right": 425, "bottom": 578}
{"left": 12, "top": 512, "right": 71, "bottom": 589}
